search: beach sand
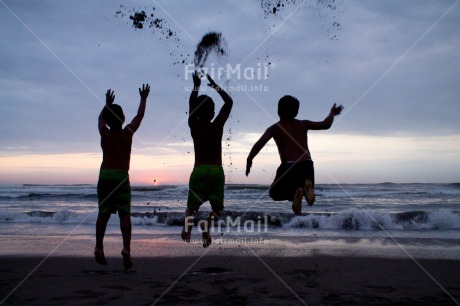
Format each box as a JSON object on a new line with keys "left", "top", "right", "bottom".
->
{"left": 1, "top": 233, "right": 459, "bottom": 305}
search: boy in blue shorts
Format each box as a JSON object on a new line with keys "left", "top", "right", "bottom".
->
{"left": 95, "top": 84, "right": 150, "bottom": 270}
{"left": 181, "top": 72, "right": 233, "bottom": 248}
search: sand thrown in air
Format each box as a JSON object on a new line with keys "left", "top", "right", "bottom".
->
{"left": 259, "top": 0, "right": 343, "bottom": 40}
{"left": 254, "top": 0, "right": 344, "bottom": 72}
{"left": 193, "top": 32, "right": 228, "bottom": 70}
{"left": 115, "top": 5, "right": 189, "bottom": 66}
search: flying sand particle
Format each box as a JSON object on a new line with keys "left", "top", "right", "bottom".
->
{"left": 194, "top": 32, "right": 228, "bottom": 70}
{"left": 115, "top": 4, "right": 190, "bottom": 66}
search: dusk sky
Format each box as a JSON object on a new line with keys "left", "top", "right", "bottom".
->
{"left": 1, "top": 0, "right": 459, "bottom": 185}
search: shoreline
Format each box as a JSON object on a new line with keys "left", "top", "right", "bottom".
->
{"left": 1, "top": 254, "right": 459, "bottom": 305}
{"left": 1, "top": 233, "right": 460, "bottom": 305}
{"left": 2, "top": 229, "right": 460, "bottom": 259}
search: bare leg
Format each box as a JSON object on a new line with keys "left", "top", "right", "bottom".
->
{"left": 181, "top": 209, "right": 196, "bottom": 243}
{"left": 119, "top": 212, "right": 131, "bottom": 250}
{"left": 95, "top": 213, "right": 111, "bottom": 265}
{"left": 119, "top": 212, "right": 132, "bottom": 270}
{"left": 200, "top": 210, "right": 220, "bottom": 248}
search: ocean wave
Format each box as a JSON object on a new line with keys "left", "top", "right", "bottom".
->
{"left": 0, "top": 193, "right": 97, "bottom": 200}
{"left": 1, "top": 209, "right": 459, "bottom": 231}
{"left": 2, "top": 184, "right": 457, "bottom": 202}
{"left": 0, "top": 210, "right": 97, "bottom": 224}
{"left": 225, "top": 184, "right": 269, "bottom": 191}
{"left": 286, "top": 208, "right": 460, "bottom": 230}
{"left": 22, "top": 184, "right": 92, "bottom": 187}
{"left": 131, "top": 185, "right": 178, "bottom": 192}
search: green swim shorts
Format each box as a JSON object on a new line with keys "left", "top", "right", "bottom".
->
{"left": 187, "top": 165, "right": 225, "bottom": 212}
{"left": 97, "top": 169, "right": 131, "bottom": 214}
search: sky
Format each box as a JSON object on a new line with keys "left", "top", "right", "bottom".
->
{"left": 0, "top": 0, "right": 459, "bottom": 185}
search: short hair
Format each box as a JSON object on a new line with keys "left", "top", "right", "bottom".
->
{"left": 194, "top": 95, "right": 215, "bottom": 122}
{"left": 103, "top": 104, "right": 125, "bottom": 129}
{"left": 278, "top": 95, "right": 299, "bottom": 120}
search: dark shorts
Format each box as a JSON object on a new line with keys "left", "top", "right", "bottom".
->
{"left": 269, "top": 160, "right": 314, "bottom": 201}
{"left": 187, "top": 165, "right": 225, "bottom": 212}
{"left": 97, "top": 169, "right": 131, "bottom": 215}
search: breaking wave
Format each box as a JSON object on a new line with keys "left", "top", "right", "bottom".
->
{"left": 1, "top": 209, "right": 459, "bottom": 231}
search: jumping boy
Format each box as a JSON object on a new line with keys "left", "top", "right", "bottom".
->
{"left": 95, "top": 84, "right": 150, "bottom": 270}
{"left": 246, "top": 95, "right": 343, "bottom": 215}
{"left": 181, "top": 72, "right": 233, "bottom": 248}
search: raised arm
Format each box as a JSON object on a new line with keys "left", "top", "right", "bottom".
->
{"left": 98, "top": 89, "right": 115, "bottom": 134}
{"left": 208, "top": 74, "right": 233, "bottom": 126}
{"left": 246, "top": 127, "right": 273, "bottom": 176}
{"left": 188, "top": 72, "right": 201, "bottom": 126}
{"left": 303, "top": 103, "right": 344, "bottom": 130}
{"left": 126, "top": 84, "right": 150, "bottom": 134}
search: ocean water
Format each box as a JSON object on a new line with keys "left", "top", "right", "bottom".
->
{"left": 1, "top": 183, "right": 459, "bottom": 244}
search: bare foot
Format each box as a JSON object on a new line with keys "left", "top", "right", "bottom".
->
{"left": 181, "top": 227, "right": 191, "bottom": 242}
{"left": 94, "top": 247, "right": 107, "bottom": 265}
{"left": 292, "top": 187, "right": 303, "bottom": 215}
{"left": 200, "top": 223, "right": 212, "bottom": 248}
{"left": 181, "top": 216, "right": 194, "bottom": 243}
{"left": 121, "top": 248, "right": 132, "bottom": 271}
{"left": 303, "top": 179, "right": 316, "bottom": 206}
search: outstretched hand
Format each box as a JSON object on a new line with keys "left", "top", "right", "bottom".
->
{"left": 106, "top": 89, "right": 115, "bottom": 105}
{"left": 206, "top": 74, "right": 219, "bottom": 90}
{"left": 245, "top": 159, "right": 253, "bottom": 176}
{"left": 193, "top": 71, "right": 201, "bottom": 88}
{"left": 139, "top": 84, "right": 150, "bottom": 99}
{"left": 331, "top": 103, "right": 344, "bottom": 116}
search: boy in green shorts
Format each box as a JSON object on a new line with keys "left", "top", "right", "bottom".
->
{"left": 181, "top": 72, "right": 233, "bottom": 248}
{"left": 95, "top": 84, "right": 150, "bottom": 270}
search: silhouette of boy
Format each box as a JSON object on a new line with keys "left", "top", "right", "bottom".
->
{"left": 246, "top": 95, "right": 343, "bottom": 215}
{"left": 95, "top": 84, "right": 150, "bottom": 270}
{"left": 181, "top": 72, "right": 233, "bottom": 247}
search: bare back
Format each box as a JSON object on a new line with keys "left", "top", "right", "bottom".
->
{"left": 188, "top": 73, "right": 233, "bottom": 167}
{"left": 270, "top": 119, "right": 311, "bottom": 162}
{"left": 246, "top": 103, "right": 342, "bottom": 176}
{"left": 189, "top": 98, "right": 231, "bottom": 166}
{"left": 99, "top": 128, "right": 133, "bottom": 172}
{"left": 190, "top": 121, "right": 224, "bottom": 166}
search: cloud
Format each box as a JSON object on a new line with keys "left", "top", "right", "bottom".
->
{"left": 1, "top": 0, "right": 459, "bottom": 183}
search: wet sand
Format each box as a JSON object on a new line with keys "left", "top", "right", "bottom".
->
{"left": 1, "top": 233, "right": 459, "bottom": 305}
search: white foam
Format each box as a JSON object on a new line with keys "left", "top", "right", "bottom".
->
{"left": 285, "top": 208, "right": 460, "bottom": 231}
